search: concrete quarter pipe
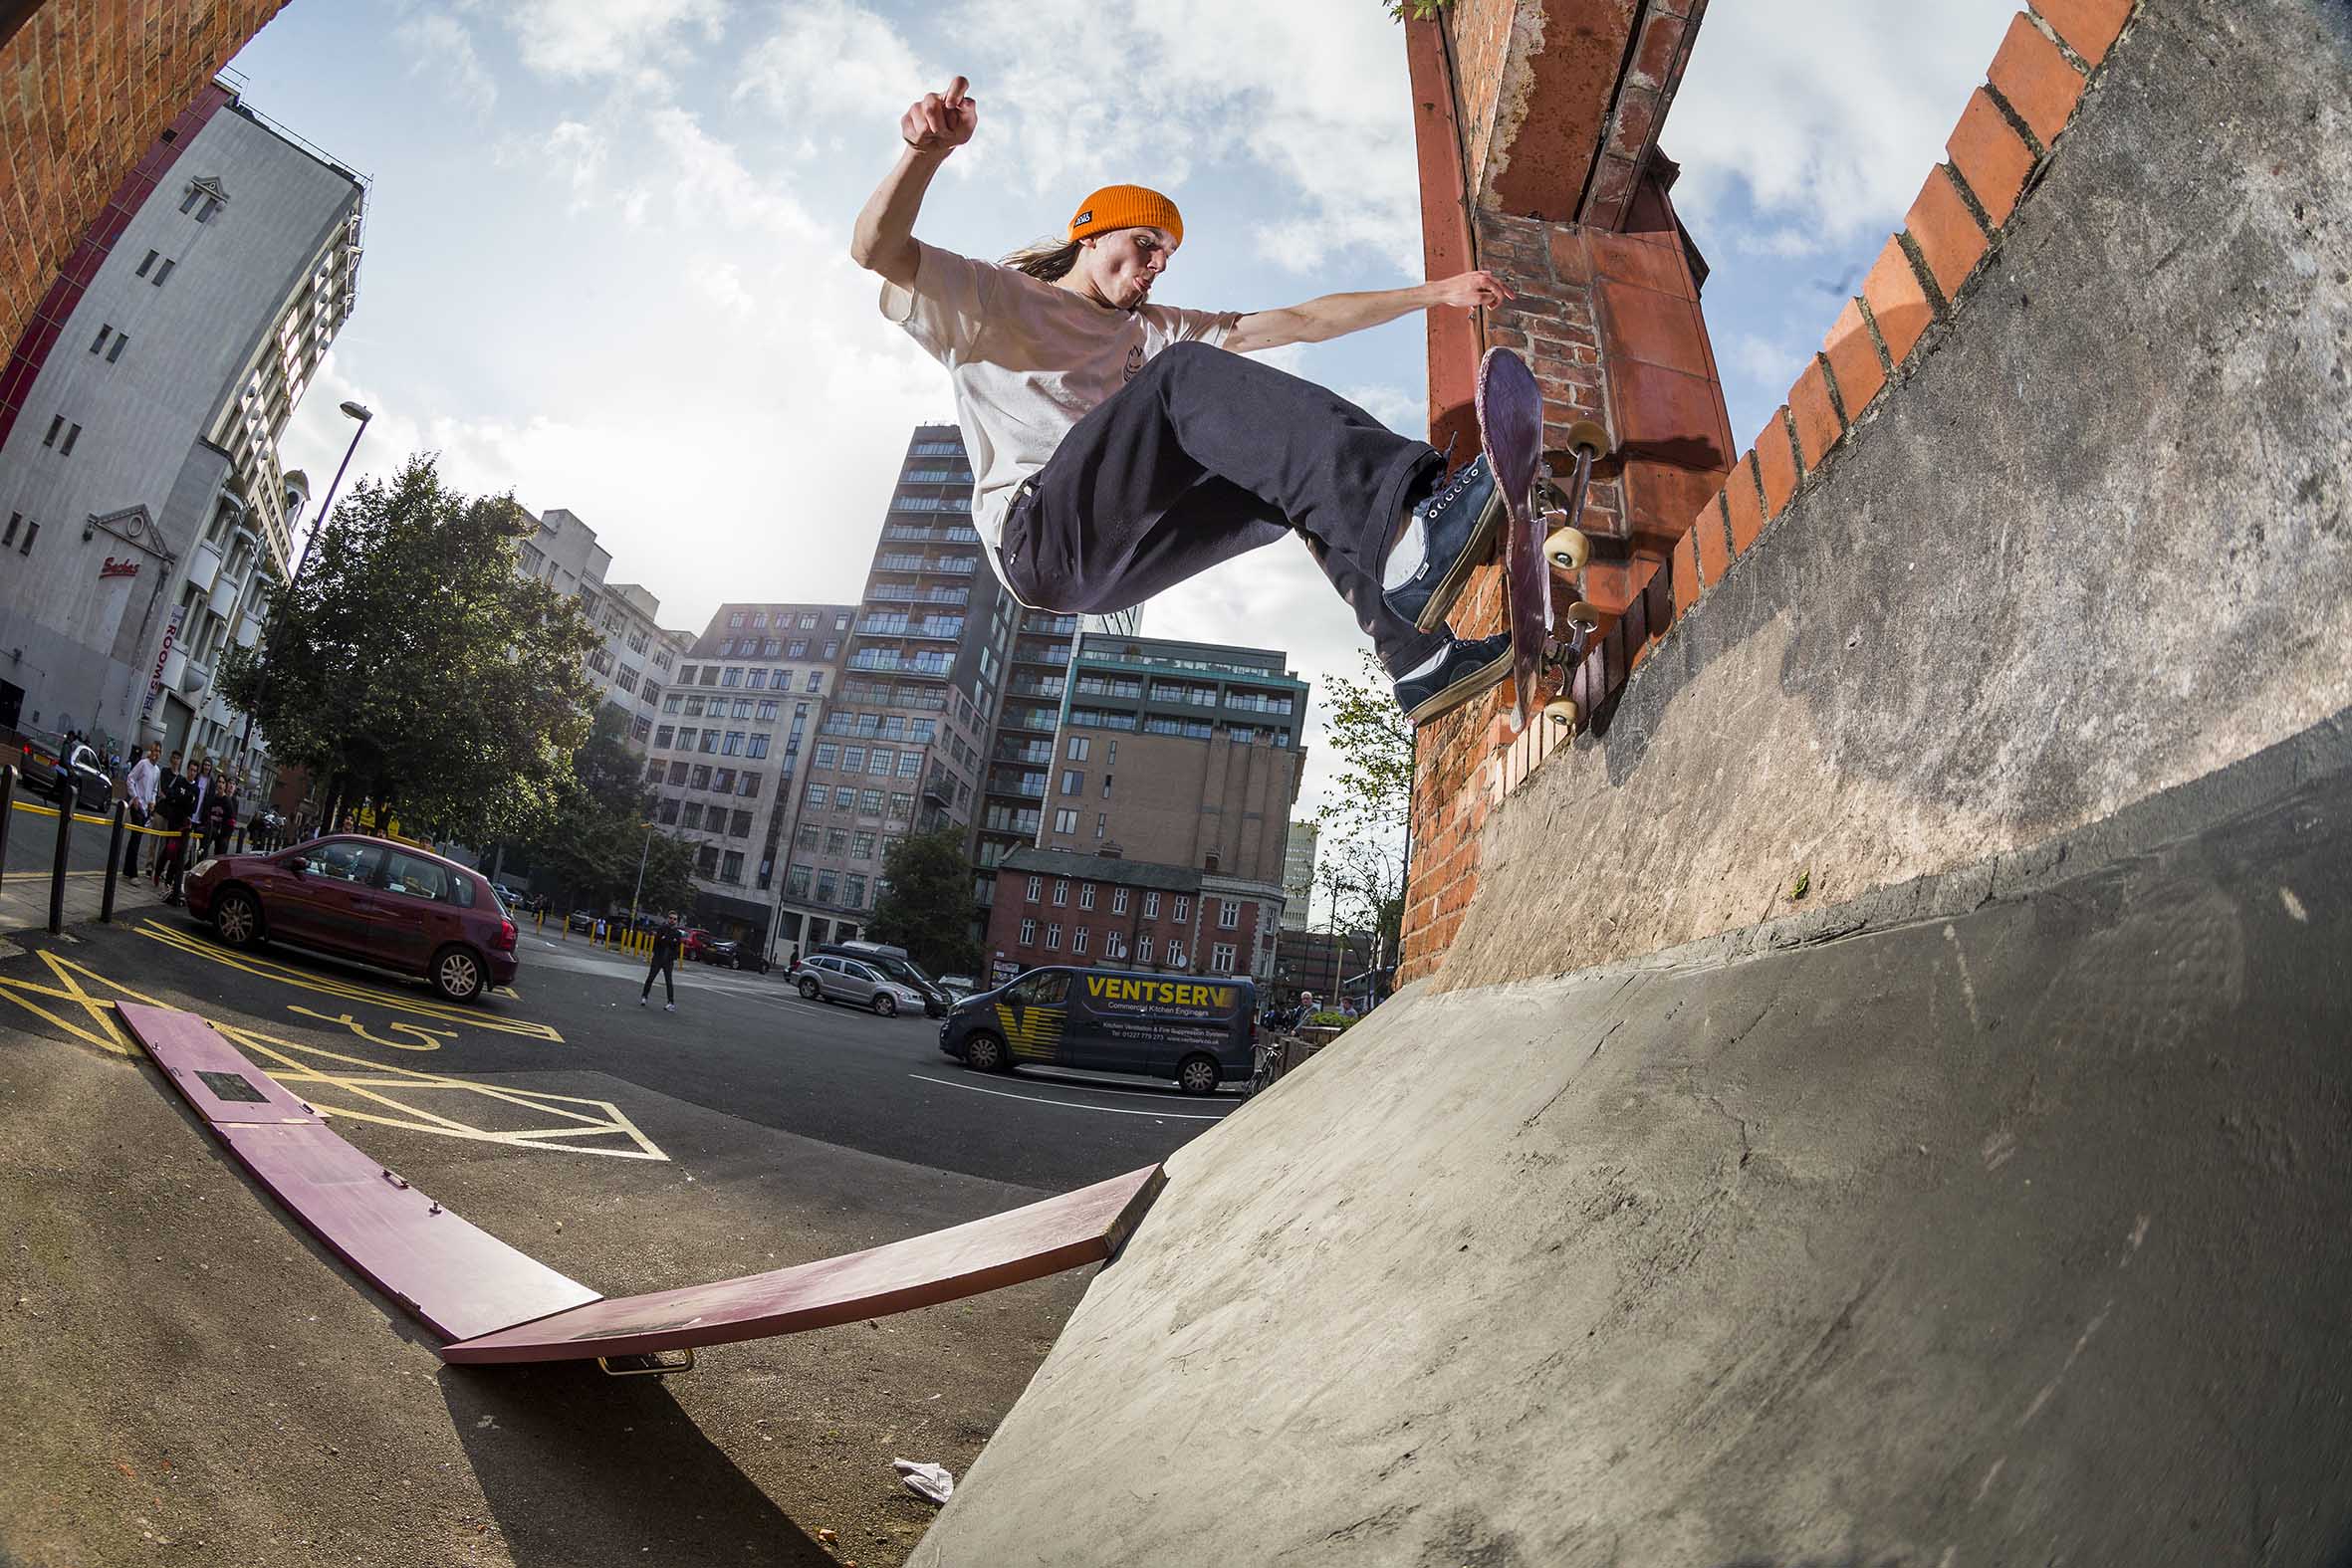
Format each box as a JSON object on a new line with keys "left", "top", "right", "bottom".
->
{"left": 911, "top": 0, "right": 2352, "bottom": 1561}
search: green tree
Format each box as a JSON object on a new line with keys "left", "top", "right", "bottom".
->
{"left": 864, "top": 826, "right": 981, "bottom": 976}
{"left": 507, "top": 706, "right": 699, "bottom": 914}
{"left": 1312, "top": 650, "right": 1413, "bottom": 964}
{"left": 220, "top": 455, "right": 598, "bottom": 845}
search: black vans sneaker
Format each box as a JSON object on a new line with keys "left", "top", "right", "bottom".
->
{"left": 1381, "top": 452, "right": 1504, "bottom": 634}
{"left": 1393, "top": 633, "right": 1513, "bottom": 724}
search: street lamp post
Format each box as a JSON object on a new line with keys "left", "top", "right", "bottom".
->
{"left": 627, "top": 821, "right": 653, "bottom": 929}
{"left": 238, "top": 401, "right": 372, "bottom": 786}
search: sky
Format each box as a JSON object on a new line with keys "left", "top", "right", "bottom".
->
{"left": 231, "top": 0, "right": 2016, "bottom": 860}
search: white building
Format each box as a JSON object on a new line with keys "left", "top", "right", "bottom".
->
{"left": 1282, "top": 820, "right": 1318, "bottom": 931}
{"left": 514, "top": 506, "right": 688, "bottom": 749}
{"left": 0, "top": 82, "right": 363, "bottom": 783}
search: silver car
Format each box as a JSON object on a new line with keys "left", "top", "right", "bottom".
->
{"left": 793, "top": 954, "right": 925, "bottom": 1016}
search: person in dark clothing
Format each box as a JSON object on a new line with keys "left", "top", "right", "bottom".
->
{"left": 641, "top": 913, "right": 683, "bottom": 1011}
{"left": 155, "top": 761, "right": 199, "bottom": 904}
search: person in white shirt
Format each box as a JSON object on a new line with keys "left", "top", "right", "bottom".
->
{"left": 123, "top": 741, "right": 161, "bottom": 879}
{"left": 852, "top": 77, "right": 1524, "bottom": 725}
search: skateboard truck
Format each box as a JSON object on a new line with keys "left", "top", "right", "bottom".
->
{"left": 596, "top": 1348, "right": 696, "bottom": 1378}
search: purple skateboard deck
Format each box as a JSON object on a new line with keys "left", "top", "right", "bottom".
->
{"left": 123, "top": 1002, "right": 1167, "bottom": 1365}
{"left": 122, "top": 1003, "right": 602, "bottom": 1342}
{"left": 442, "top": 1164, "right": 1166, "bottom": 1365}
{"left": 1476, "top": 347, "right": 1549, "bottom": 734}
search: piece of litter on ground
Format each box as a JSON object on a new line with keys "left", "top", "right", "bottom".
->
{"left": 893, "top": 1458, "right": 954, "bottom": 1504}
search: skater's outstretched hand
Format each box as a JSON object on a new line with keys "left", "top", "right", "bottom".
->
{"left": 1427, "top": 269, "right": 1512, "bottom": 312}
{"left": 902, "top": 76, "right": 979, "bottom": 153}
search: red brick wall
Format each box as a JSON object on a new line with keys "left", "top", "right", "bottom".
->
{"left": 985, "top": 867, "right": 1260, "bottom": 980}
{"left": 0, "top": 0, "right": 288, "bottom": 363}
{"left": 1397, "top": 0, "right": 2140, "bottom": 986}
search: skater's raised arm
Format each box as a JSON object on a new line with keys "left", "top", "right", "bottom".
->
{"left": 1224, "top": 269, "right": 1511, "bottom": 354}
{"left": 850, "top": 76, "right": 979, "bottom": 288}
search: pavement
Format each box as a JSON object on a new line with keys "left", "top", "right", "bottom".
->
{"left": 0, "top": 891, "right": 1237, "bottom": 1567}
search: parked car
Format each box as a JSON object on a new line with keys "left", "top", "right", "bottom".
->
{"left": 791, "top": 954, "right": 927, "bottom": 1016}
{"left": 566, "top": 909, "right": 595, "bottom": 934}
{"left": 936, "top": 974, "right": 979, "bottom": 1002}
{"left": 15, "top": 727, "right": 112, "bottom": 812}
{"left": 184, "top": 834, "right": 519, "bottom": 1003}
{"left": 693, "top": 937, "right": 767, "bottom": 972}
{"left": 813, "top": 940, "right": 951, "bottom": 1017}
{"left": 939, "top": 966, "right": 1257, "bottom": 1095}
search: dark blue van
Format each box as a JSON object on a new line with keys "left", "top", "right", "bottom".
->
{"left": 939, "top": 965, "right": 1257, "bottom": 1095}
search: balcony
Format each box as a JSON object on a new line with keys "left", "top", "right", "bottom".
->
{"left": 994, "top": 741, "right": 1052, "bottom": 765}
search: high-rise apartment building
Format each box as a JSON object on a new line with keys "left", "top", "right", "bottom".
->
{"left": 778, "top": 427, "right": 1004, "bottom": 953}
{"left": 643, "top": 601, "right": 853, "bottom": 953}
{"left": 1282, "top": 821, "right": 1319, "bottom": 931}
{"left": 0, "top": 80, "right": 362, "bottom": 783}
{"left": 514, "top": 506, "right": 689, "bottom": 750}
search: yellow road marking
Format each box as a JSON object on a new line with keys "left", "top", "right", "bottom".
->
{"left": 285, "top": 1006, "right": 456, "bottom": 1052}
{"left": 0, "top": 939, "right": 659, "bottom": 1159}
{"left": 133, "top": 919, "right": 561, "bottom": 1041}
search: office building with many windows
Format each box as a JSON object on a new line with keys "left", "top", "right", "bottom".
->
{"left": 513, "top": 506, "right": 690, "bottom": 751}
{"left": 0, "top": 80, "right": 362, "bottom": 784}
{"left": 642, "top": 601, "right": 853, "bottom": 956}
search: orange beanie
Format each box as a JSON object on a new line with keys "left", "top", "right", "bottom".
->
{"left": 1067, "top": 184, "right": 1184, "bottom": 247}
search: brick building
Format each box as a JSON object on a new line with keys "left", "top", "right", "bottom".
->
{"left": 981, "top": 847, "right": 1271, "bottom": 993}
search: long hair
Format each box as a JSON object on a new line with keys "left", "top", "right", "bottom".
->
{"left": 1002, "top": 235, "right": 1081, "bottom": 282}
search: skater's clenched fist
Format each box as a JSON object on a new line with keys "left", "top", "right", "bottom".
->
{"left": 903, "top": 76, "right": 978, "bottom": 153}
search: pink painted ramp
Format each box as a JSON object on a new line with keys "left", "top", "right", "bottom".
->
{"left": 121, "top": 1003, "right": 602, "bottom": 1343}
{"left": 442, "top": 1164, "right": 1166, "bottom": 1365}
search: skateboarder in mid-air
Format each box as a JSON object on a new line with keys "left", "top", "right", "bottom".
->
{"left": 851, "top": 76, "right": 1523, "bottom": 723}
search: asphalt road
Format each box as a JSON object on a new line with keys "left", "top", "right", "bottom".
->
{"left": 0, "top": 903, "right": 1244, "bottom": 1567}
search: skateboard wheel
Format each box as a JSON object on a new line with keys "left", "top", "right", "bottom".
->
{"left": 1545, "top": 527, "right": 1591, "bottom": 573}
{"left": 1565, "top": 599, "right": 1599, "bottom": 629}
{"left": 1543, "top": 698, "right": 1580, "bottom": 733}
{"left": 1561, "top": 420, "right": 1609, "bottom": 460}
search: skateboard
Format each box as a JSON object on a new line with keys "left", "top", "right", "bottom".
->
{"left": 1474, "top": 346, "right": 1608, "bottom": 737}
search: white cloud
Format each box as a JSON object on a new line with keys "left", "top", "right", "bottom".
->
{"left": 733, "top": 0, "right": 932, "bottom": 135}
{"left": 394, "top": 9, "right": 497, "bottom": 115}
{"left": 536, "top": 120, "right": 607, "bottom": 210}
{"left": 1338, "top": 382, "right": 1422, "bottom": 435}
{"left": 1727, "top": 332, "right": 1806, "bottom": 387}
{"left": 500, "top": 0, "right": 727, "bottom": 90}
{"left": 1667, "top": 0, "right": 2017, "bottom": 246}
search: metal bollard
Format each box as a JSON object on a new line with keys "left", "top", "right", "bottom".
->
{"left": 101, "top": 802, "right": 125, "bottom": 924}
{"left": 48, "top": 784, "right": 73, "bottom": 935}
{"left": 0, "top": 764, "right": 13, "bottom": 894}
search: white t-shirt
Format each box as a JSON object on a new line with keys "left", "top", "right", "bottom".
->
{"left": 879, "top": 241, "right": 1238, "bottom": 573}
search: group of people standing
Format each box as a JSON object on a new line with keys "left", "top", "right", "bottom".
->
{"left": 118, "top": 743, "right": 279, "bottom": 900}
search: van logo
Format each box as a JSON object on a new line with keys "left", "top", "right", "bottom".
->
{"left": 1083, "top": 977, "right": 1233, "bottom": 1008}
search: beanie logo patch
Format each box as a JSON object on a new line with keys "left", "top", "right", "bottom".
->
{"left": 1072, "top": 209, "right": 1091, "bottom": 228}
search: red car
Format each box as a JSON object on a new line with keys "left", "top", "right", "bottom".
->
{"left": 185, "top": 834, "right": 519, "bottom": 1003}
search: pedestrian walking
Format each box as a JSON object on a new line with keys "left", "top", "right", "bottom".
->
{"left": 123, "top": 741, "right": 160, "bottom": 878}
{"left": 853, "top": 77, "right": 1517, "bottom": 727}
{"left": 205, "top": 782, "right": 238, "bottom": 858}
{"left": 155, "top": 758, "right": 199, "bottom": 903}
{"left": 641, "top": 912, "right": 684, "bottom": 1011}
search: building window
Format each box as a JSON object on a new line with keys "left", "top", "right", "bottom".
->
{"left": 806, "top": 672, "right": 822, "bottom": 692}
{"left": 1020, "top": 919, "right": 1037, "bottom": 945}
{"left": 107, "top": 333, "right": 126, "bottom": 363}
{"left": 1054, "top": 808, "right": 1077, "bottom": 834}
{"left": 890, "top": 791, "right": 912, "bottom": 819}
{"left": 90, "top": 325, "right": 111, "bottom": 354}
{"left": 1053, "top": 880, "right": 1069, "bottom": 906}
{"left": 815, "top": 743, "right": 837, "bottom": 769}
{"left": 1112, "top": 887, "right": 1130, "bottom": 915}
{"left": 1219, "top": 898, "right": 1241, "bottom": 930}
{"left": 702, "top": 766, "right": 724, "bottom": 790}
{"left": 1143, "top": 890, "right": 1159, "bottom": 918}
{"left": 1045, "top": 923, "right": 1061, "bottom": 951}
{"left": 1025, "top": 875, "right": 1042, "bottom": 902}
{"left": 656, "top": 798, "right": 680, "bottom": 824}
{"left": 680, "top": 665, "right": 699, "bottom": 684}
{"left": 1212, "top": 943, "right": 1237, "bottom": 974}
{"left": 806, "top": 783, "right": 828, "bottom": 807}
{"left": 1167, "top": 942, "right": 1187, "bottom": 969}
{"left": 859, "top": 788, "right": 883, "bottom": 813}
{"left": 1060, "top": 770, "right": 1082, "bottom": 796}
{"left": 1105, "top": 931, "right": 1126, "bottom": 960}
{"left": 699, "top": 731, "right": 719, "bottom": 754}
{"left": 797, "top": 824, "right": 819, "bottom": 850}
{"left": 747, "top": 735, "right": 770, "bottom": 759}
{"left": 730, "top": 809, "right": 753, "bottom": 836}
{"left": 1137, "top": 934, "right": 1154, "bottom": 964}
{"left": 2, "top": 513, "right": 16, "bottom": 546}
{"left": 1066, "top": 735, "right": 1089, "bottom": 762}
{"left": 1072, "top": 926, "right": 1090, "bottom": 955}
{"left": 843, "top": 746, "right": 865, "bottom": 773}
{"left": 869, "top": 749, "right": 893, "bottom": 776}
{"left": 682, "top": 802, "right": 704, "bottom": 829}
{"left": 897, "top": 753, "right": 921, "bottom": 778}
{"left": 723, "top": 731, "right": 746, "bottom": 756}
{"left": 817, "top": 870, "right": 838, "bottom": 903}
{"left": 151, "top": 257, "right": 175, "bottom": 286}
{"left": 728, "top": 610, "right": 746, "bottom": 627}
{"left": 844, "top": 874, "right": 867, "bottom": 908}
{"left": 823, "top": 640, "right": 839, "bottom": 658}
{"left": 852, "top": 831, "right": 875, "bottom": 859}
{"left": 789, "top": 864, "right": 812, "bottom": 897}
{"left": 1095, "top": 813, "right": 1107, "bottom": 839}
{"left": 721, "top": 850, "right": 745, "bottom": 882}
{"left": 1172, "top": 897, "right": 1190, "bottom": 924}
{"left": 654, "top": 726, "right": 674, "bottom": 749}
